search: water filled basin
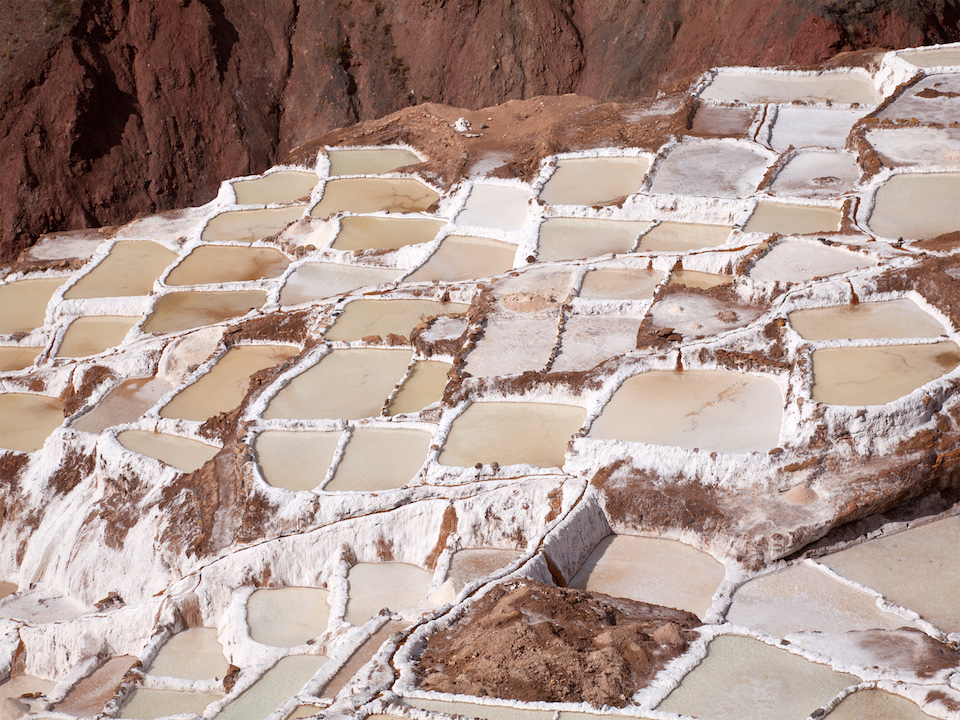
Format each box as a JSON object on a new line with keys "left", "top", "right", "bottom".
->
{"left": 56, "top": 316, "right": 139, "bottom": 358}
{"left": 638, "top": 222, "right": 731, "bottom": 252}
{"left": 201, "top": 206, "right": 306, "bottom": 243}
{"left": 447, "top": 549, "right": 524, "bottom": 591}
{"left": 0, "top": 278, "right": 65, "bottom": 333}
{"left": 788, "top": 299, "right": 945, "bottom": 341}
{"left": 279, "top": 263, "right": 402, "bottom": 306}
{"left": 828, "top": 689, "right": 935, "bottom": 720}
{"left": 770, "top": 107, "right": 871, "bottom": 152}
{"left": 406, "top": 236, "right": 516, "bottom": 282}
{"left": 867, "top": 172, "right": 960, "bottom": 240}
{"left": 404, "top": 698, "right": 554, "bottom": 720}
{"left": 311, "top": 178, "right": 439, "bottom": 217}
{"left": 212, "top": 655, "right": 327, "bottom": 720}
{"left": 165, "top": 246, "right": 290, "bottom": 286}
{"left": 742, "top": 202, "right": 842, "bottom": 235}
{"left": 326, "top": 298, "right": 469, "bottom": 342}
{"left": 327, "top": 147, "right": 421, "bottom": 176}
{"left": 0, "top": 393, "right": 65, "bottom": 452}
{"left": 232, "top": 171, "right": 318, "bottom": 205}
{"left": 650, "top": 142, "right": 770, "bottom": 198}
{"left": 345, "top": 562, "right": 433, "bottom": 625}
{"left": 145, "top": 628, "right": 230, "bottom": 679}
{"left": 578, "top": 267, "right": 664, "bottom": 300}
{"left": 0, "top": 675, "right": 55, "bottom": 715}
{"left": 73, "top": 376, "right": 174, "bottom": 434}
{"left": 64, "top": 241, "right": 176, "bottom": 299}
{"left": 254, "top": 430, "right": 341, "bottom": 491}
{"left": 536, "top": 218, "right": 648, "bottom": 262}
{"left": 749, "top": 241, "right": 874, "bottom": 283}
{"left": 142, "top": 290, "right": 267, "bottom": 333}
{"left": 539, "top": 157, "right": 650, "bottom": 206}
{"left": 116, "top": 430, "right": 219, "bottom": 473}
{"left": 769, "top": 150, "right": 860, "bottom": 198}
{"left": 331, "top": 216, "right": 444, "bottom": 251}
{"left": 0, "top": 346, "right": 41, "bottom": 372}
{"left": 667, "top": 270, "right": 733, "bottom": 290}
{"left": 898, "top": 46, "right": 960, "bottom": 68}
{"left": 456, "top": 185, "right": 530, "bottom": 230}
{"left": 386, "top": 360, "right": 453, "bottom": 415}
{"left": 700, "top": 71, "right": 880, "bottom": 105}
{"left": 324, "top": 427, "right": 431, "bottom": 492}
{"left": 247, "top": 587, "right": 330, "bottom": 647}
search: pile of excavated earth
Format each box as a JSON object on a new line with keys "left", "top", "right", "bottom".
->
{"left": 1, "top": 42, "right": 959, "bottom": 720}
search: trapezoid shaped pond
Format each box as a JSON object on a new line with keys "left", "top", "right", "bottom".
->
{"left": 279, "top": 263, "right": 402, "bottom": 306}
{"left": 0, "top": 393, "right": 65, "bottom": 452}
{"left": 536, "top": 218, "right": 649, "bottom": 262}
{"left": 330, "top": 216, "right": 444, "bottom": 252}
{"left": 116, "top": 431, "right": 219, "bottom": 473}
{"left": 145, "top": 628, "right": 230, "bottom": 680}
{"left": 456, "top": 185, "right": 530, "bottom": 230}
{"left": 637, "top": 222, "right": 731, "bottom": 252}
{"left": 699, "top": 70, "right": 880, "bottom": 105}
{"left": 232, "top": 171, "right": 318, "bottom": 205}
{"left": 55, "top": 316, "right": 139, "bottom": 358}
{"left": 310, "top": 178, "right": 439, "bottom": 217}
{"left": 386, "top": 360, "right": 453, "bottom": 416}
{"left": 118, "top": 688, "right": 221, "bottom": 720}
{"left": 164, "top": 246, "right": 290, "bottom": 286}
{"left": 749, "top": 241, "right": 874, "bottom": 284}
{"left": 0, "top": 278, "right": 65, "bottom": 333}
{"left": 649, "top": 142, "right": 771, "bottom": 198}
{"left": 64, "top": 241, "right": 177, "bottom": 299}
{"left": 323, "top": 427, "right": 431, "bottom": 492}
{"left": 215, "top": 655, "right": 327, "bottom": 720}
{"left": 263, "top": 348, "right": 413, "bottom": 420}
{"left": 73, "top": 376, "right": 174, "bottom": 434}
{"left": 325, "top": 298, "right": 470, "bottom": 342}
{"left": 789, "top": 299, "right": 946, "bottom": 341}
{"left": 878, "top": 74, "right": 960, "bottom": 124}
{"left": 649, "top": 292, "right": 762, "bottom": 337}
{"left": 345, "top": 562, "right": 434, "bottom": 626}
{"left": 0, "top": 346, "right": 42, "bottom": 372}
{"left": 254, "top": 430, "right": 341, "bottom": 491}
{"left": 667, "top": 270, "right": 734, "bottom": 290}
{"left": 247, "top": 587, "right": 330, "bottom": 647}
{"left": 327, "top": 147, "right": 421, "bottom": 176}
{"left": 200, "top": 206, "right": 306, "bottom": 243}
{"left": 867, "top": 172, "right": 960, "bottom": 240}
{"left": 578, "top": 267, "right": 664, "bottom": 300}
{"left": 811, "top": 342, "right": 960, "bottom": 406}
{"left": 742, "top": 202, "right": 842, "bottom": 235}
{"left": 770, "top": 107, "right": 870, "bottom": 152}
{"left": 769, "top": 150, "right": 860, "bottom": 198}
{"left": 405, "top": 236, "right": 516, "bottom": 282}
{"left": 865, "top": 126, "right": 960, "bottom": 168}
{"left": 827, "top": 689, "right": 935, "bottom": 719}
{"left": 438, "top": 401, "right": 587, "bottom": 468}
{"left": 142, "top": 290, "right": 267, "bottom": 333}
{"left": 589, "top": 370, "right": 783, "bottom": 453}
{"left": 539, "top": 156, "right": 650, "bottom": 206}
{"left": 447, "top": 548, "right": 524, "bottom": 592}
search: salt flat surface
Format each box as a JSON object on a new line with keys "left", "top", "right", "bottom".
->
{"left": 749, "top": 241, "right": 874, "bottom": 283}
{"left": 247, "top": 587, "right": 330, "bottom": 647}
{"left": 866, "top": 127, "right": 960, "bottom": 168}
{"left": 280, "top": 263, "right": 403, "bottom": 305}
{"left": 457, "top": 184, "right": 530, "bottom": 230}
{"left": 879, "top": 74, "right": 960, "bottom": 124}
{"left": 649, "top": 141, "right": 770, "bottom": 198}
{"left": 769, "top": 107, "right": 871, "bottom": 152}
{"left": 552, "top": 315, "right": 643, "bottom": 372}
{"left": 463, "top": 313, "right": 559, "bottom": 377}
{"left": 649, "top": 292, "right": 761, "bottom": 337}
{"left": 769, "top": 150, "right": 860, "bottom": 198}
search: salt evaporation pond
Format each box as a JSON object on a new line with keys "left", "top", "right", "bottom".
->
{"left": 55, "top": 316, "right": 139, "bottom": 358}
{"left": 867, "top": 172, "right": 960, "bottom": 240}
{"left": 438, "top": 402, "right": 587, "bottom": 468}
{"left": 404, "top": 697, "right": 555, "bottom": 720}
{"left": 73, "top": 376, "right": 173, "bottom": 434}
{"left": 345, "top": 562, "right": 434, "bottom": 625}
{"left": 667, "top": 269, "right": 733, "bottom": 289}
{"left": 656, "top": 635, "right": 858, "bottom": 720}
{"left": 319, "top": 621, "right": 404, "bottom": 699}
{"left": 699, "top": 70, "right": 880, "bottom": 105}
{"left": 637, "top": 222, "right": 731, "bottom": 252}
{"left": 325, "top": 298, "right": 470, "bottom": 342}
{"left": 866, "top": 126, "right": 960, "bottom": 168}
{"left": 264, "top": 348, "right": 412, "bottom": 420}
{"left": 788, "top": 299, "right": 945, "bottom": 341}
{"left": 311, "top": 178, "right": 439, "bottom": 217}
{"left": 142, "top": 290, "right": 267, "bottom": 333}
{"left": 64, "top": 241, "right": 176, "bottom": 298}
{"left": 828, "top": 689, "right": 936, "bottom": 720}
{"left": 898, "top": 45, "right": 960, "bottom": 68}
{"left": 811, "top": 342, "right": 960, "bottom": 406}
{"left": 769, "top": 150, "right": 860, "bottom": 198}
{"left": 214, "top": 654, "right": 328, "bottom": 720}
{"left": 749, "top": 241, "right": 874, "bottom": 283}
{"left": 161, "top": 344, "right": 299, "bottom": 421}
{"left": 232, "top": 171, "right": 318, "bottom": 205}
{"left": 323, "top": 427, "right": 431, "bottom": 492}
{"left": 536, "top": 218, "right": 648, "bottom": 262}
{"left": 569, "top": 535, "right": 725, "bottom": 619}
{"left": 327, "top": 147, "right": 421, "bottom": 176}
{"left": 331, "top": 216, "right": 445, "bottom": 251}
{"left": 553, "top": 315, "right": 644, "bottom": 372}
{"left": 0, "top": 675, "right": 54, "bottom": 715}
{"left": 54, "top": 656, "right": 139, "bottom": 717}
{"left": 538, "top": 157, "right": 650, "bottom": 206}
{"left": 447, "top": 549, "right": 524, "bottom": 592}
{"left": 649, "top": 292, "right": 761, "bottom": 336}
{"left": 770, "top": 107, "right": 870, "bottom": 152}
{"left": 590, "top": 370, "right": 783, "bottom": 453}
{"left": 116, "top": 430, "right": 219, "bottom": 473}
{"left": 0, "top": 346, "right": 42, "bottom": 372}
{"left": 578, "top": 267, "right": 664, "bottom": 300}
{"left": 145, "top": 628, "right": 230, "bottom": 679}
{"left": 0, "top": 393, "right": 65, "bottom": 452}
{"left": 456, "top": 184, "right": 530, "bottom": 230}
{"left": 649, "top": 141, "right": 770, "bottom": 198}
{"left": 386, "top": 361, "right": 453, "bottom": 415}
{"left": 247, "top": 587, "right": 330, "bottom": 647}
{"left": 742, "top": 201, "right": 842, "bottom": 235}
{"left": 279, "top": 263, "right": 403, "bottom": 306}
{"left": 201, "top": 206, "right": 306, "bottom": 243}
{"left": 254, "top": 430, "right": 341, "bottom": 491}
{"left": 879, "top": 74, "right": 960, "bottom": 124}
{"left": 165, "top": 246, "right": 290, "bottom": 285}
{"left": 119, "top": 688, "right": 222, "bottom": 719}
{"left": 0, "top": 277, "right": 65, "bottom": 333}
{"left": 405, "top": 236, "right": 516, "bottom": 282}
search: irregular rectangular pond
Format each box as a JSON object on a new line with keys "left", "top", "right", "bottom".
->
{"left": 827, "top": 689, "right": 937, "bottom": 719}
{"left": 0, "top": 393, "right": 65, "bottom": 452}
{"left": 867, "top": 172, "right": 960, "bottom": 240}
{"left": 638, "top": 222, "right": 731, "bottom": 252}
{"left": 749, "top": 241, "right": 874, "bottom": 283}
{"left": 878, "top": 74, "right": 960, "bottom": 124}
{"left": 456, "top": 185, "right": 530, "bottom": 230}
{"left": 232, "top": 171, "right": 318, "bottom": 205}
{"left": 404, "top": 697, "right": 555, "bottom": 720}
{"left": 161, "top": 345, "right": 299, "bottom": 421}
{"left": 589, "top": 370, "right": 783, "bottom": 453}
{"left": 310, "top": 178, "right": 439, "bottom": 217}
{"left": 770, "top": 107, "right": 871, "bottom": 152}
{"left": 55, "top": 656, "right": 138, "bottom": 717}
{"left": 323, "top": 427, "right": 432, "bottom": 492}
{"left": 55, "top": 316, "right": 139, "bottom": 358}
{"left": 447, "top": 548, "right": 524, "bottom": 592}
{"left": 789, "top": 299, "right": 945, "bottom": 341}
{"left": 0, "top": 675, "right": 54, "bottom": 714}
{"left": 142, "top": 290, "right": 267, "bottom": 333}
{"left": 165, "top": 246, "right": 290, "bottom": 286}
{"left": 64, "top": 241, "right": 177, "bottom": 299}
{"left": 649, "top": 292, "right": 761, "bottom": 336}
{"left": 73, "top": 376, "right": 174, "bottom": 434}
{"left": 263, "top": 348, "right": 413, "bottom": 420}
{"left": 0, "top": 278, "right": 65, "bottom": 333}
{"left": 345, "top": 562, "right": 433, "bottom": 625}
{"left": 769, "top": 150, "right": 860, "bottom": 199}
{"left": 865, "top": 126, "right": 960, "bottom": 168}
{"left": 386, "top": 361, "right": 453, "bottom": 416}
{"left": 579, "top": 267, "right": 664, "bottom": 300}
{"left": 318, "top": 620, "right": 404, "bottom": 699}
{"left": 649, "top": 141, "right": 770, "bottom": 198}
{"left": 145, "top": 628, "right": 230, "bottom": 680}
{"left": 742, "top": 202, "right": 842, "bottom": 235}
{"left": 898, "top": 46, "right": 960, "bottom": 68}
{"left": 325, "top": 299, "right": 470, "bottom": 342}
{"left": 330, "top": 216, "right": 445, "bottom": 251}
{"left": 0, "top": 346, "right": 42, "bottom": 372}
{"left": 667, "top": 270, "right": 733, "bottom": 290}
{"left": 405, "top": 236, "right": 516, "bottom": 282}
{"left": 327, "top": 147, "right": 421, "bottom": 176}
{"left": 811, "top": 342, "right": 960, "bottom": 405}
{"left": 247, "top": 587, "right": 330, "bottom": 647}
{"left": 116, "top": 430, "right": 219, "bottom": 473}
{"left": 538, "top": 157, "right": 650, "bottom": 206}
{"left": 536, "top": 218, "right": 648, "bottom": 262}
{"left": 438, "top": 401, "right": 587, "bottom": 468}
{"left": 216, "top": 655, "right": 328, "bottom": 720}
{"left": 553, "top": 315, "right": 643, "bottom": 372}
{"left": 279, "top": 263, "right": 403, "bottom": 306}
{"left": 119, "top": 689, "right": 222, "bottom": 719}
{"left": 201, "top": 206, "right": 307, "bottom": 243}
{"left": 699, "top": 71, "right": 880, "bottom": 105}
{"left": 254, "top": 430, "right": 342, "bottom": 491}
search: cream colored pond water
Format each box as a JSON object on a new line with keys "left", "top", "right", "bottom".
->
{"left": 0, "top": 346, "right": 41, "bottom": 372}
{"left": 386, "top": 360, "right": 452, "bottom": 415}
{"left": 539, "top": 157, "right": 650, "bottom": 206}
{"left": 536, "top": 218, "right": 648, "bottom": 262}
{"left": 331, "top": 216, "right": 444, "bottom": 251}
{"left": 142, "top": 290, "right": 267, "bottom": 333}
{"left": 0, "top": 393, "right": 65, "bottom": 452}
{"left": 201, "top": 206, "right": 307, "bottom": 243}
{"left": 0, "top": 675, "right": 54, "bottom": 714}
{"left": 439, "top": 401, "right": 587, "bottom": 468}
{"left": 898, "top": 46, "right": 960, "bottom": 68}
{"left": 311, "top": 178, "right": 439, "bottom": 217}
{"left": 116, "top": 430, "right": 219, "bottom": 472}
{"left": 326, "top": 298, "right": 469, "bottom": 342}
{"left": 827, "top": 689, "right": 935, "bottom": 719}
{"left": 324, "top": 427, "right": 432, "bottom": 492}
{"left": 590, "top": 370, "right": 783, "bottom": 453}
{"left": 700, "top": 71, "right": 881, "bottom": 105}
{"left": 161, "top": 344, "right": 299, "bottom": 421}
{"left": 448, "top": 548, "right": 524, "bottom": 591}
{"left": 73, "top": 376, "right": 174, "bottom": 434}
{"left": 667, "top": 269, "right": 733, "bottom": 290}
{"left": 404, "top": 697, "right": 555, "bottom": 720}
{"left": 570, "top": 535, "right": 724, "bottom": 619}
{"left": 456, "top": 185, "right": 530, "bottom": 230}
{"left": 742, "top": 202, "right": 842, "bottom": 235}
{"left": 749, "top": 241, "right": 874, "bottom": 283}
{"left": 247, "top": 587, "right": 330, "bottom": 647}
{"left": 280, "top": 263, "right": 402, "bottom": 305}
{"left": 165, "top": 246, "right": 290, "bottom": 286}
{"left": 146, "top": 628, "right": 230, "bottom": 679}
{"left": 656, "top": 635, "right": 858, "bottom": 720}
{"left": 56, "top": 316, "right": 139, "bottom": 358}
{"left": 216, "top": 655, "right": 327, "bottom": 720}
{"left": 867, "top": 172, "right": 960, "bottom": 240}
{"left": 254, "top": 430, "right": 341, "bottom": 491}
{"left": 0, "top": 278, "right": 64, "bottom": 333}
{"left": 638, "top": 222, "right": 731, "bottom": 252}
{"left": 119, "top": 688, "right": 222, "bottom": 719}
{"left": 789, "top": 299, "right": 945, "bottom": 341}
{"left": 811, "top": 342, "right": 960, "bottom": 405}
{"left": 327, "top": 147, "right": 421, "bottom": 176}
{"left": 579, "top": 267, "right": 664, "bottom": 300}
{"left": 232, "top": 171, "right": 318, "bottom": 205}
{"left": 406, "top": 236, "right": 516, "bottom": 282}
{"left": 345, "top": 562, "right": 433, "bottom": 625}
{"left": 64, "top": 241, "right": 176, "bottom": 299}
{"left": 264, "top": 348, "right": 413, "bottom": 420}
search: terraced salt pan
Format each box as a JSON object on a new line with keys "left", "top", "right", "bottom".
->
{"left": 405, "top": 236, "right": 516, "bottom": 282}
{"left": 264, "top": 348, "right": 413, "bottom": 420}
{"left": 0, "top": 277, "right": 65, "bottom": 333}
{"left": 52, "top": 655, "right": 139, "bottom": 717}
{"left": 742, "top": 201, "right": 842, "bottom": 235}
{"left": 116, "top": 430, "right": 219, "bottom": 473}
{"left": 827, "top": 689, "right": 935, "bottom": 719}
{"left": 768, "top": 150, "right": 860, "bottom": 198}
{"left": 330, "top": 216, "right": 445, "bottom": 251}
{"left": 0, "top": 346, "right": 42, "bottom": 372}
{"left": 161, "top": 344, "right": 299, "bottom": 421}
{"left": 589, "top": 370, "right": 783, "bottom": 453}
{"left": 749, "top": 241, "right": 874, "bottom": 283}
{"left": 649, "top": 141, "right": 771, "bottom": 198}
{"left": 699, "top": 70, "right": 881, "bottom": 105}
{"left": 73, "top": 376, "right": 174, "bottom": 434}
{"left": 769, "top": 107, "right": 871, "bottom": 152}
{"left": 119, "top": 689, "right": 221, "bottom": 719}
{"left": 447, "top": 549, "right": 524, "bottom": 591}
{"left": 145, "top": 628, "right": 230, "bottom": 679}
{"left": 142, "top": 290, "right": 268, "bottom": 333}
{"left": 898, "top": 45, "right": 960, "bottom": 68}
{"left": 536, "top": 218, "right": 648, "bottom": 262}
{"left": 637, "top": 221, "right": 731, "bottom": 252}
{"left": 552, "top": 315, "right": 644, "bottom": 372}
{"left": 404, "top": 698, "right": 555, "bottom": 720}
{"left": 55, "top": 316, "right": 139, "bottom": 357}
{"left": 319, "top": 620, "right": 405, "bottom": 699}
{"left": 327, "top": 147, "right": 421, "bottom": 176}
{"left": 247, "top": 587, "right": 330, "bottom": 647}
{"left": 569, "top": 535, "right": 725, "bottom": 619}
{"left": 649, "top": 293, "right": 762, "bottom": 336}
{"left": 345, "top": 562, "right": 434, "bottom": 625}
{"left": 254, "top": 430, "right": 341, "bottom": 491}
{"left": 656, "top": 635, "right": 858, "bottom": 720}
{"left": 311, "top": 178, "right": 439, "bottom": 217}
{"left": 878, "top": 74, "right": 960, "bottom": 124}
{"left": 279, "top": 263, "right": 403, "bottom": 306}
{"left": 538, "top": 156, "right": 650, "bottom": 206}
{"left": 64, "top": 241, "right": 177, "bottom": 299}
{"left": 201, "top": 206, "right": 307, "bottom": 243}
{"left": 456, "top": 184, "right": 530, "bottom": 230}
{"left": 232, "top": 171, "right": 318, "bottom": 205}
{"left": 866, "top": 127, "right": 960, "bottom": 168}
{"left": 463, "top": 313, "right": 559, "bottom": 377}
{"left": 667, "top": 270, "right": 733, "bottom": 289}
{"left": 386, "top": 361, "right": 453, "bottom": 416}
{"left": 214, "top": 655, "right": 328, "bottom": 720}
{"left": 788, "top": 299, "right": 946, "bottom": 341}
{"left": 325, "top": 298, "right": 470, "bottom": 342}
{"left": 324, "top": 427, "right": 431, "bottom": 492}
{"left": 164, "top": 245, "right": 290, "bottom": 285}
{"left": 578, "top": 267, "right": 664, "bottom": 300}
{"left": 811, "top": 342, "right": 960, "bottom": 406}
{"left": 438, "top": 401, "right": 587, "bottom": 468}
{"left": 867, "top": 172, "right": 960, "bottom": 240}
{"left": 0, "top": 393, "right": 65, "bottom": 452}
{"left": 820, "top": 515, "right": 960, "bottom": 632}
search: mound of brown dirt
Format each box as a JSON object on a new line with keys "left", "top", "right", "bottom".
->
{"left": 417, "top": 578, "right": 700, "bottom": 707}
